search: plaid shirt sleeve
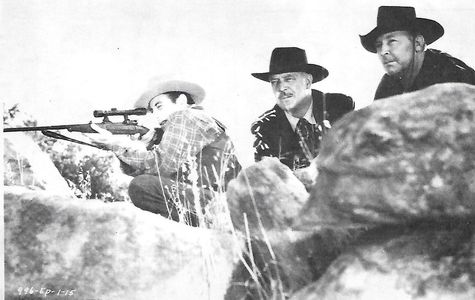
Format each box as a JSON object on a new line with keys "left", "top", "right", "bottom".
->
{"left": 115, "top": 108, "right": 223, "bottom": 176}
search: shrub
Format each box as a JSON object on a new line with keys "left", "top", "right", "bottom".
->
{"left": 4, "top": 104, "right": 130, "bottom": 202}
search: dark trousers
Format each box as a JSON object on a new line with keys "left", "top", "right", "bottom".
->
{"left": 128, "top": 174, "right": 213, "bottom": 227}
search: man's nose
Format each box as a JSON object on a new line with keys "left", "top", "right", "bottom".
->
{"left": 380, "top": 43, "right": 390, "bottom": 55}
{"left": 276, "top": 81, "right": 288, "bottom": 91}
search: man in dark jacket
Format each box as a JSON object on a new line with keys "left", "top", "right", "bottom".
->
{"left": 251, "top": 47, "right": 354, "bottom": 170}
{"left": 360, "top": 6, "right": 475, "bottom": 100}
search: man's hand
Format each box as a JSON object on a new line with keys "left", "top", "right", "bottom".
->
{"left": 293, "top": 158, "right": 318, "bottom": 191}
{"left": 84, "top": 123, "right": 146, "bottom": 152}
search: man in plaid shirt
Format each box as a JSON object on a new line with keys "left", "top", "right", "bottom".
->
{"left": 88, "top": 80, "right": 241, "bottom": 226}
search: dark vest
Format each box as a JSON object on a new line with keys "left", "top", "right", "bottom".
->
{"left": 196, "top": 131, "right": 241, "bottom": 191}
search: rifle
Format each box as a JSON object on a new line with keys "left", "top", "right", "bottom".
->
{"left": 3, "top": 108, "right": 150, "bottom": 149}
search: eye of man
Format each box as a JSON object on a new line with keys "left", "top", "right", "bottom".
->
{"left": 148, "top": 100, "right": 162, "bottom": 111}
{"left": 388, "top": 38, "right": 397, "bottom": 44}
{"left": 284, "top": 75, "right": 295, "bottom": 82}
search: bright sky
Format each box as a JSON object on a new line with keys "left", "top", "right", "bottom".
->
{"left": 2, "top": 0, "right": 475, "bottom": 166}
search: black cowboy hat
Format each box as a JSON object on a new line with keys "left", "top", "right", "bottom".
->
{"left": 252, "top": 47, "right": 329, "bottom": 83}
{"left": 360, "top": 6, "right": 444, "bottom": 53}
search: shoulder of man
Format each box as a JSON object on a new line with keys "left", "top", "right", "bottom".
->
{"left": 168, "top": 107, "right": 223, "bottom": 134}
{"left": 251, "top": 105, "right": 287, "bottom": 162}
{"left": 312, "top": 90, "right": 355, "bottom": 120}
{"left": 168, "top": 107, "right": 209, "bottom": 121}
{"left": 426, "top": 49, "right": 475, "bottom": 83}
{"left": 427, "top": 49, "right": 472, "bottom": 69}
{"left": 250, "top": 106, "right": 281, "bottom": 135}
{"left": 323, "top": 92, "right": 355, "bottom": 110}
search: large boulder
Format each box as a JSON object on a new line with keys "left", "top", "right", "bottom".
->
{"left": 226, "top": 157, "right": 308, "bottom": 237}
{"left": 225, "top": 158, "right": 362, "bottom": 298}
{"left": 225, "top": 158, "right": 309, "bottom": 298}
{"left": 4, "top": 186, "right": 238, "bottom": 300}
{"left": 291, "top": 221, "right": 475, "bottom": 300}
{"left": 4, "top": 133, "right": 73, "bottom": 196}
{"left": 298, "top": 83, "right": 475, "bottom": 228}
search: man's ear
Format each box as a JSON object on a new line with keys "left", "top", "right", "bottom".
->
{"left": 306, "top": 73, "right": 313, "bottom": 88}
{"left": 414, "top": 34, "right": 426, "bottom": 52}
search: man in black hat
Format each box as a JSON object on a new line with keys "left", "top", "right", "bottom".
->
{"left": 251, "top": 47, "right": 354, "bottom": 170}
{"left": 361, "top": 6, "right": 475, "bottom": 100}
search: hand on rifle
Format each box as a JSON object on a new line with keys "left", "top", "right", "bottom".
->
{"left": 84, "top": 123, "right": 146, "bottom": 152}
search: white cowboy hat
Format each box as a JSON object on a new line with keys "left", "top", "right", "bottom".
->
{"left": 134, "top": 79, "right": 206, "bottom": 108}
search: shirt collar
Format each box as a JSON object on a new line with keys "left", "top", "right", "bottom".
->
{"left": 284, "top": 101, "right": 316, "bottom": 131}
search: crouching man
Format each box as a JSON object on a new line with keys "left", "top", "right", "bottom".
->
{"left": 87, "top": 80, "right": 241, "bottom": 226}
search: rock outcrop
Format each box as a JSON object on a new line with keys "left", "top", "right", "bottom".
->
{"left": 291, "top": 221, "right": 475, "bottom": 300}
{"left": 226, "top": 157, "right": 361, "bottom": 298}
{"left": 291, "top": 83, "right": 475, "bottom": 298}
{"left": 227, "top": 157, "right": 308, "bottom": 237}
{"left": 298, "top": 83, "right": 475, "bottom": 228}
{"left": 6, "top": 83, "right": 475, "bottom": 299}
{"left": 4, "top": 186, "right": 238, "bottom": 300}
{"left": 4, "top": 133, "right": 73, "bottom": 196}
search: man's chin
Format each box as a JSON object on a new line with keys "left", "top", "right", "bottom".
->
{"left": 278, "top": 103, "right": 296, "bottom": 113}
{"left": 383, "top": 64, "right": 402, "bottom": 77}
{"left": 385, "top": 68, "right": 403, "bottom": 77}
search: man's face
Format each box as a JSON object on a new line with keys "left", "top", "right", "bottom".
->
{"left": 270, "top": 72, "right": 311, "bottom": 115}
{"left": 375, "top": 30, "right": 415, "bottom": 76}
{"left": 147, "top": 94, "right": 180, "bottom": 127}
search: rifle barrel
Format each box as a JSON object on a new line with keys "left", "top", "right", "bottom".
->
{"left": 4, "top": 124, "right": 73, "bottom": 132}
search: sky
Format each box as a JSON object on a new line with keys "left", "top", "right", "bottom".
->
{"left": 2, "top": 0, "right": 475, "bottom": 166}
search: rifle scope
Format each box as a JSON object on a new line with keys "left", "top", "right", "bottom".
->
{"left": 93, "top": 108, "right": 148, "bottom": 118}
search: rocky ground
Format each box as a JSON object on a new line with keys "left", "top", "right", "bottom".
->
{"left": 4, "top": 83, "right": 475, "bottom": 299}
{"left": 4, "top": 187, "right": 238, "bottom": 300}
{"left": 227, "top": 83, "right": 475, "bottom": 299}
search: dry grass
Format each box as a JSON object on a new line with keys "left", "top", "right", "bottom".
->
{"left": 146, "top": 135, "right": 287, "bottom": 298}
{"left": 5, "top": 118, "right": 287, "bottom": 298}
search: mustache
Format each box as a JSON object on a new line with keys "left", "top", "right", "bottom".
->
{"left": 278, "top": 91, "right": 293, "bottom": 99}
{"left": 381, "top": 55, "right": 396, "bottom": 64}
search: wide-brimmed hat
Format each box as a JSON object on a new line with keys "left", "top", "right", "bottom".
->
{"left": 134, "top": 80, "right": 206, "bottom": 108}
{"left": 360, "top": 6, "right": 444, "bottom": 53}
{"left": 252, "top": 47, "right": 329, "bottom": 83}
